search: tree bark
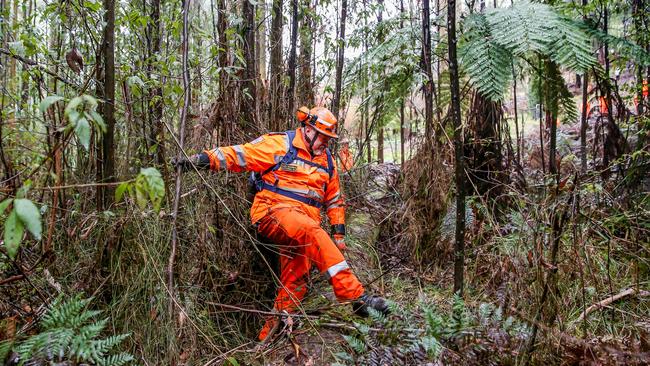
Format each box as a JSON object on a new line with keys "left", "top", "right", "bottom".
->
{"left": 448, "top": 0, "right": 465, "bottom": 296}
{"left": 297, "top": 0, "right": 314, "bottom": 107}
{"left": 331, "top": 0, "right": 347, "bottom": 120}
{"left": 422, "top": 0, "right": 434, "bottom": 140}
{"left": 376, "top": 0, "right": 384, "bottom": 163}
{"left": 170, "top": 0, "right": 192, "bottom": 323}
{"left": 287, "top": 0, "right": 299, "bottom": 119}
{"left": 97, "top": 0, "right": 116, "bottom": 209}
{"left": 269, "top": 0, "right": 284, "bottom": 131}
{"left": 242, "top": 0, "right": 258, "bottom": 127}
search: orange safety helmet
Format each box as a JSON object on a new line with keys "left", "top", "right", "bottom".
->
{"left": 296, "top": 106, "right": 339, "bottom": 139}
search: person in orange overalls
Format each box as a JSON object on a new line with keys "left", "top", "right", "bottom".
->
{"left": 173, "top": 106, "right": 389, "bottom": 341}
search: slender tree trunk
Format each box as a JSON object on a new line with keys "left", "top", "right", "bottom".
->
{"left": 149, "top": 0, "right": 167, "bottom": 172}
{"left": 331, "top": 0, "right": 347, "bottom": 119}
{"left": 257, "top": 1, "right": 267, "bottom": 82}
{"left": 269, "top": 0, "right": 283, "bottom": 131}
{"left": 546, "top": 61, "right": 558, "bottom": 176}
{"left": 513, "top": 64, "right": 521, "bottom": 164}
{"left": 297, "top": 0, "right": 314, "bottom": 107}
{"left": 97, "top": 0, "right": 116, "bottom": 209}
{"left": 170, "top": 0, "right": 192, "bottom": 325}
{"left": 399, "top": 0, "right": 405, "bottom": 165}
{"left": 376, "top": 0, "right": 384, "bottom": 163}
{"left": 448, "top": 0, "right": 465, "bottom": 296}
{"left": 242, "top": 0, "right": 257, "bottom": 127}
{"left": 287, "top": 0, "right": 298, "bottom": 120}
{"left": 422, "top": 0, "right": 434, "bottom": 140}
{"left": 581, "top": 72, "right": 589, "bottom": 174}
{"left": 363, "top": 0, "right": 370, "bottom": 163}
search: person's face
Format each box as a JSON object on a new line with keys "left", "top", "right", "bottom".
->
{"left": 304, "top": 126, "right": 333, "bottom": 155}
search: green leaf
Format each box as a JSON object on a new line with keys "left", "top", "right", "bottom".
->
{"left": 89, "top": 111, "right": 106, "bottom": 133}
{"left": 4, "top": 210, "right": 24, "bottom": 259}
{"left": 134, "top": 180, "right": 148, "bottom": 210}
{"left": 38, "top": 95, "right": 64, "bottom": 113}
{"left": 0, "top": 198, "right": 13, "bottom": 214}
{"left": 16, "top": 181, "right": 32, "bottom": 199}
{"left": 75, "top": 118, "right": 91, "bottom": 150}
{"left": 14, "top": 199, "right": 42, "bottom": 240}
{"left": 65, "top": 96, "right": 84, "bottom": 116}
{"left": 137, "top": 168, "right": 165, "bottom": 213}
{"left": 226, "top": 357, "right": 240, "bottom": 366}
{"left": 115, "top": 182, "right": 129, "bottom": 202}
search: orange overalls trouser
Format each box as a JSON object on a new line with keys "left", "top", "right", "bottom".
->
{"left": 256, "top": 207, "right": 365, "bottom": 340}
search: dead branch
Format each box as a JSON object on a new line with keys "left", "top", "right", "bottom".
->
{"left": 576, "top": 287, "right": 650, "bottom": 324}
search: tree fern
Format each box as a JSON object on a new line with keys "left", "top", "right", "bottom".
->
{"left": 459, "top": 13, "right": 513, "bottom": 100}
{"left": 459, "top": 1, "right": 597, "bottom": 102}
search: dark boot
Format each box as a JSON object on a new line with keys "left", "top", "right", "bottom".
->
{"left": 352, "top": 293, "right": 390, "bottom": 317}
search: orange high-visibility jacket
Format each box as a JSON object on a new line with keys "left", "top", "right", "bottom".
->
{"left": 203, "top": 128, "right": 346, "bottom": 229}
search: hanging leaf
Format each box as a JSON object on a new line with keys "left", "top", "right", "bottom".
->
{"left": 38, "top": 95, "right": 64, "bottom": 114}
{"left": 136, "top": 168, "right": 165, "bottom": 212}
{"left": 115, "top": 182, "right": 130, "bottom": 203}
{"left": 4, "top": 210, "right": 24, "bottom": 259}
{"left": 14, "top": 199, "right": 42, "bottom": 240}
{"left": 75, "top": 118, "right": 91, "bottom": 150}
{"left": 0, "top": 198, "right": 13, "bottom": 214}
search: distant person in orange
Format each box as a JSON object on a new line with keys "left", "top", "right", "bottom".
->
{"left": 172, "top": 106, "right": 389, "bottom": 341}
{"left": 599, "top": 96, "right": 609, "bottom": 115}
{"left": 337, "top": 137, "right": 354, "bottom": 172}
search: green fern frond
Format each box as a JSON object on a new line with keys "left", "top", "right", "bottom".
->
{"left": 343, "top": 335, "right": 366, "bottom": 354}
{"left": 487, "top": 1, "right": 558, "bottom": 56}
{"left": 549, "top": 18, "right": 596, "bottom": 73}
{"left": 97, "top": 353, "right": 135, "bottom": 366}
{"left": 575, "top": 19, "right": 650, "bottom": 66}
{"left": 367, "top": 307, "right": 388, "bottom": 324}
{"left": 460, "top": 13, "right": 513, "bottom": 101}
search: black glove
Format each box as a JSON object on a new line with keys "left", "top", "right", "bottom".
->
{"left": 170, "top": 153, "right": 210, "bottom": 172}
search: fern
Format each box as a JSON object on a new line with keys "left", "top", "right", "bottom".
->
{"left": 460, "top": 14, "right": 513, "bottom": 101}
{"left": 459, "top": 1, "right": 596, "bottom": 102}
{"left": 5, "top": 295, "right": 134, "bottom": 365}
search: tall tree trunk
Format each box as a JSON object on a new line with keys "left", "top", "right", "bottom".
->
{"left": 546, "top": 60, "right": 559, "bottom": 176}
{"left": 149, "top": 0, "right": 167, "bottom": 172}
{"left": 399, "top": 0, "right": 405, "bottom": 165}
{"left": 376, "top": 0, "right": 384, "bottom": 163}
{"left": 269, "top": 0, "right": 283, "bottom": 131}
{"left": 421, "top": 0, "right": 434, "bottom": 140}
{"left": 242, "top": 0, "right": 257, "bottom": 127}
{"left": 363, "top": 0, "right": 370, "bottom": 163}
{"left": 257, "top": 1, "right": 267, "bottom": 82}
{"left": 97, "top": 0, "right": 116, "bottom": 209}
{"left": 331, "top": 0, "right": 347, "bottom": 119}
{"left": 297, "top": 0, "right": 314, "bottom": 107}
{"left": 448, "top": 0, "right": 465, "bottom": 296}
{"left": 287, "top": 0, "right": 298, "bottom": 120}
{"left": 170, "top": 0, "right": 192, "bottom": 328}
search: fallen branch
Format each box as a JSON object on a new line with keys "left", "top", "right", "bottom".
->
{"left": 576, "top": 287, "right": 650, "bottom": 323}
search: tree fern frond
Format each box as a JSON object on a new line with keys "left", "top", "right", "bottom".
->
{"left": 487, "top": 1, "right": 559, "bottom": 56}
{"left": 549, "top": 18, "right": 596, "bottom": 73}
{"left": 460, "top": 13, "right": 513, "bottom": 101}
{"left": 574, "top": 19, "right": 650, "bottom": 66}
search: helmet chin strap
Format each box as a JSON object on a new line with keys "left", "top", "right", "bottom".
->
{"left": 304, "top": 127, "right": 319, "bottom": 153}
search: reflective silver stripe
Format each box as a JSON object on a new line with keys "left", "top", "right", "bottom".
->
{"left": 233, "top": 145, "right": 247, "bottom": 168}
{"left": 284, "top": 133, "right": 292, "bottom": 151}
{"left": 326, "top": 193, "right": 341, "bottom": 206}
{"left": 276, "top": 185, "right": 323, "bottom": 201}
{"left": 327, "top": 204, "right": 342, "bottom": 210}
{"left": 334, "top": 238, "right": 345, "bottom": 244}
{"left": 317, "top": 117, "right": 333, "bottom": 127}
{"left": 216, "top": 149, "right": 227, "bottom": 169}
{"left": 326, "top": 260, "right": 349, "bottom": 279}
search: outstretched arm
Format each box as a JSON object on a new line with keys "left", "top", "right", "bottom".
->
{"left": 173, "top": 133, "right": 289, "bottom": 173}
